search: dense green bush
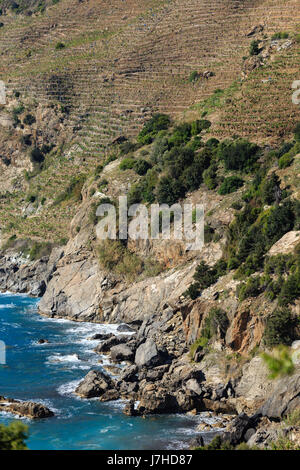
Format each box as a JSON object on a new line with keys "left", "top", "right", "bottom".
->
{"left": 134, "top": 159, "right": 152, "bottom": 175}
{"left": 263, "top": 308, "right": 298, "bottom": 347}
{"left": 260, "top": 172, "right": 281, "bottom": 204}
{"left": 168, "top": 123, "right": 192, "bottom": 147}
{"left": 156, "top": 176, "right": 186, "bottom": 205}
{"left": 203, "top": 161, "right": 218, "bottom": 189}
{"left": 163, "top": 146, "right": 194, "bottom": 179}
{"left": 184, "top": 260, "right": 227, "bottom": 299}
{"left": 237, "top": 276, "right": 261, "bottom": 300}
{"left": 217, "top": 139, "right": 260, "bottom": 172}
{"left": 137, "top": 114, "right": 171, "bottom": 145}
{"left": 191, "top": 119, "right": 211, "bottom": 135}
{"left": 278, "top": 271, "right": 300, "bottom": 306}
{"left": 263, "top": 200, "right": 295, "bottom": 247}
{"left": 218, "top": 176, "right": 244, "bottom": 195}
{"left": 249, "top": 40, "right": 260, "bottom": 56}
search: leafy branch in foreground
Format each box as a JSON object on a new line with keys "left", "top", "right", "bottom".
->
{"left": 261, "top": 345, "right": 295, "bottom": 379}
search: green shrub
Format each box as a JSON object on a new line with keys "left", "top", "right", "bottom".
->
{"left": 156, "top": 176, "right": 186, "bottom": 205}
{"left": 23, "top": 113, "right": 36, "bottom": 125}
{"left": 55, "top": 41, "right": 65, "bottom": 50}
{"left": 259, "top": 172, "right": 281, "bottom": 204}
{"left": 188, "top": 70, "right": 200, "bottom": 83}
{"left": 119, "top": 157, "right": 135, "bottom": 170}
{"left": 278, "top": 271, "right": 300, "bottom": 306}
{"left": 278, "top": 153, "right": 294, "bottom": 169}
{"left": 30, "top": 147, "right": 44, "bottom": 163}
{"left": 168, "top": 123, "right": 192, "bottom": 147}
{"left": 195, "top": 435, "right": 233, "bottom": 451}
{"left": 271, "top": 32, "right": 289, "bottom": 40}
{"left": 202, "top": 307, "right": 229, "bottom": 339}
{"left": 137, "top": 114, "right": 171, "bottom": 145}
{"left": 237, "top": 276, "right": 261, "bottom": 300}
{"left": 203, "top": 162, "right": 218, "bottom": 189}
{"left": 191, "top": 119, "right": 211, "bottom": 135}
{"left": 263, "top": 308, "right": 298, "bottom": 347}
{"left": 217, "top": 139, "right": 260, "bottom": 172}
{"left": 134, "top": 159, "right": 152, "bottom": 176}
{"left": 249, "top": 40, "right": 260, "bottom": 56}
{"left": 218, "top": 176, "right": 244, "bottom": 195}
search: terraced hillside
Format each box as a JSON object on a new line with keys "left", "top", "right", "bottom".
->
{"left": 0, "top": 0, "right": 299, "bottom": 243}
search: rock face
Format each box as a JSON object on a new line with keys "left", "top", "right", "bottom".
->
{"left": 75, "top": 370, "right": 115, "bottom": 398}
{"left": 0, "top": 247, "right": 64, "bottom": 297}
{"left": 38, "top": 253, "right": 102, "bottom": 322}
{"left": 0, "top": 397, "right": 54, "bottom": 419}
{"left": 259, "top": 369, "right": 300, "bottom": 419}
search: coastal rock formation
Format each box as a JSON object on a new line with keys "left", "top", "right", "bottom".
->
{"left": 0, "top": 397, "right": 54, "bottom": 419}
{"left": 259, "top": 369, "right": 300, "bottom": 419}
{"left": 75, "top": 370, "right": 116, "bottom": 398}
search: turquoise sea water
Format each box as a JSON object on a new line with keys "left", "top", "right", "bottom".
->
{"left": 0, "top": 292, "right": 207, "bottom": 450}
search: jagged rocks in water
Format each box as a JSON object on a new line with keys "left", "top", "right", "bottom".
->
{"left": 75, "top": 370, "right": 115, "bottom": 398}
{"left": 123, "top": 400, "right": 137, "bottom": 416}
{"left": 135, "top": 338, "right": 168, "bottom": 368}
{"left": 137, "top": 390, "right": 179, "bottom": 414}
{"left": 117, "top": 324, "right": 136, "bottom": 333}
{"left": 110, "top": 344, "right": 135, "bottom": 363}
{"left": 0, "top": 397, "right": 54, "bottom": 419}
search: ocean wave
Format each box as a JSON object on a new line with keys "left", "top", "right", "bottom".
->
{"left": 57, "top": 379, "right": 82, "bottom": 397}
{"left": 45, "top": 353, "right": 90, "bottom": 370}
{"left": 0, "top": 303, "right": 17, "bottom": 309}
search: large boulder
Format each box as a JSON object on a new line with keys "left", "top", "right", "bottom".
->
{"left": 75, "top": 370, "right": 115, "bottom": 398}
{"left": 259, "top": 370, "right": 300, "bottom": 419}
{"left": 110, "top": 344, "right": 135, "bottom": 362}
{"left": 94, "top": 335, "right": 131, "bottom": 354}
{"left": 135, "top": 338, "right": 167, "bottom": 368}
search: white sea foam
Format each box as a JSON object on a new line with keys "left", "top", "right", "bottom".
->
{"left": 46, "top": 353, "right": 90, "bottom": 370}
{"left": 0, "top": 303, "right": 16, "bottom": 309}
{"left": 57, "top": 379, "right": 82, "bottom": 397}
